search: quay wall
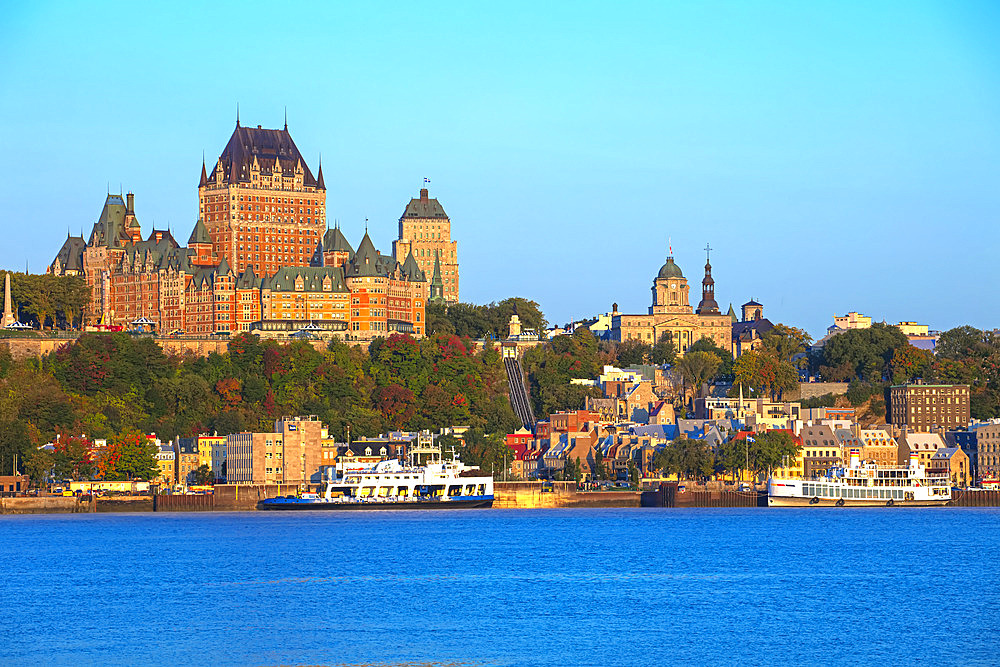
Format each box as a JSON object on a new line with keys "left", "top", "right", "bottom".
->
{"left": 154, "top": 494, "right": 216, "bottom": 511}
{"left": 492, "top": 482, "right": 641, "bottom": 509}
{"left": 643, "top": 483, "right": 766, "bottom": 508}
{"left": 0, "top": 496, "right": 84, "bottom": 514}
{"left": 949, "top": 489, "right": 1000, "bottom": 507}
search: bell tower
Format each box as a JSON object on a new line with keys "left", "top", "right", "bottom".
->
{"left": 695, "top": 243, "right": 720, "bottom": 315}
{"left": 650, "top": 243, "right": 690, "bottom": 315}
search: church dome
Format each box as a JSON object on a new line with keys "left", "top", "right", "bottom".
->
{"left": 657, "top": 257, "right": 684, "bottom": 279}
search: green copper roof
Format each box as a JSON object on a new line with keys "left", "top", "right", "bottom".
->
{"left": 265, "top": 266, "right": 349, "bottom": 293}
{"left": 657, "top": 257, "right": 684, "bottom": 279}
{"left": 188, "top": 219, "right": 211, "bottom": 245}
{"left": 401, "top": 189, "right": 448, "bottom": 219}
{"left": 323, "top": 226, "right": 354, "bottom": 254}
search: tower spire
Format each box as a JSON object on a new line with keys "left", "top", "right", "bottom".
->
{"left": 236, "top": 102, "right": 240, "bottom": 127}
{"left": 284, "top": 106, "right": 287, "bottom": 130}
{"left": 695, "top": 241, "right": 720, "bottom": 315}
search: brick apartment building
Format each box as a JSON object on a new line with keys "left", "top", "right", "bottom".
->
{"left": 889, "top": 383, "right": 970, "bottom": 431}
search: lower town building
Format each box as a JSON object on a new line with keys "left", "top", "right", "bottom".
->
{"left": 798, "top": 424, "right": 842, "bottom": 477}
{"left": 225, "top": 415, "right": 326, "bottom": 485}
{"left": 929, "top": 447, "right": 970, "bottom": 486}
{"left": 973, "top": 422, "right": 1000, "bottom": 481}
{"left": 889, "top": 383, "right": 971, "bottom": 431}
{"left": 897, "top": 432, "right": 946, "bottom": 468}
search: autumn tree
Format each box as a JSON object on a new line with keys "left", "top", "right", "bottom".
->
{"left": 98, "top": 430, "right": 158, "bottom": 481}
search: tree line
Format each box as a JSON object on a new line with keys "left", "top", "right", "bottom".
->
{"left": 4, "top": 272, "right": 90, "bottom": 330}
{"left": 0, "top": 329, "right": 524, "bottom": 484}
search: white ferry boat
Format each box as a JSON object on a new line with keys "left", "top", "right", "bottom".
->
{"left": 259, "top": 457, "right": 494, "bottom": 510}
{"left": 768, "top": 449, "right": 951, "bottom": 507}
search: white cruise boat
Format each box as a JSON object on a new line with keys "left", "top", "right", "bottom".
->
{"left": 260, "top": 456, "right": 494, "bottom": 510}
{"left": 768, "top": 449, "right": 951, "bottom": 507}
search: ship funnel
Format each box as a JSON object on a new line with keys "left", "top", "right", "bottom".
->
{"left": 909, "top": 451, "right": 919, "bottom": 470}
{"left": 849, "top": 448, "right": 860, "bottom": 469}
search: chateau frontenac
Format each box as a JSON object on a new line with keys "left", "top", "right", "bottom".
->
{"left": 47, "top": 121, "right": 459, "bottom": 340}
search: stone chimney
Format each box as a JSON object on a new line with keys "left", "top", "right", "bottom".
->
{"left": 420, "top": 188, "right": 429, "bottom": 201}
{"left": 126, "top": 192, "right": 135, "bottom": 214}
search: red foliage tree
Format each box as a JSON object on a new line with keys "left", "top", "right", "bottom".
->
{"left": 376, "top": 384, "right": 416, "bottom": 430}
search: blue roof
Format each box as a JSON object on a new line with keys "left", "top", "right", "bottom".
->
{"left": 630, "top": 425, "right": 678, "bottom": 440}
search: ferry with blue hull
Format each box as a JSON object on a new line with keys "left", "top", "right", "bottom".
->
{"left": 768, "top": 449, "right": 951, "bottom": 507}
{"left": 260, "top": 458, "right": 494, "bottom": 510}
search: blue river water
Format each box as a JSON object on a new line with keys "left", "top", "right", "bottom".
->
{"left": 2, "top": 508, "right": 999, "bottom": 666}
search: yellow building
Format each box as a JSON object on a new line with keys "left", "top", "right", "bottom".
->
{"left": 611, "top": 248, "right": 732, "bottom": 355}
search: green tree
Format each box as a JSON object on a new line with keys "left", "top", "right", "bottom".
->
{"left": 52, "top": 432, "right": 94, "bottom": 481}
{"left": 889, "top": 344, "right": 933, "bottom": 384}
{"left": 688, "top": 337, "right": 733, "bottom": 377}
{"left": 676, "top": 351, "right": 722, "bottom": 400}
{"left": 762, "top": 324, "right": 812, "bottom": 368}
{"left": 22, "top": 447, "right": 54, "bottom": 487}
{"left": 731, "top": 350, "right": 797, "bottom": 400}
{"left": 615, "top": 339, "right": 652, "bottom": 367}
{"left": 593, "top": 446, "right": 607, "bottom": 480}
{"left": 715, "top": 431, "right": 799, "bottom": 480}
{"left": 191, "top": 464, "right": 214, "bottom": 486}
{"left": 99, "top": 430, "right": 158, "bottom": 481}
{"left": 650, "top": 332, "right": 677, "bottom": 366}
{"left": 654, "top": 436, "right": 714, "bottom": 480}
{"left": 627, "top": 458, "right": 640, "bottom": 487}
{"left": 817, "top": 323, "right": 908, "bottom": 382}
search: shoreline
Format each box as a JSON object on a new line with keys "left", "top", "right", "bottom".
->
{"left": 4, "top": 484, "right": 998, "bottom": 514}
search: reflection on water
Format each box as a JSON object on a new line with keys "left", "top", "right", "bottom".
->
{"left": 2, "top": 508, "right": 999, "bottom": 666}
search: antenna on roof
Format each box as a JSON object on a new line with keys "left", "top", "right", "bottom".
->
{"left": 236, "top": 102, "right": 240, "bottom": 127}
{"left": 668, "top": 236, "right": 672, "bottom": 257}
{"left": 705, "top": 243, "right": 712, "bottom": 261}
{"left": 284, "top": 106, "right": 287, "bottom": 130}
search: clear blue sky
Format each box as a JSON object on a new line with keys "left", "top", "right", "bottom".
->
{"left": 1, "top": 1, "right": 998, "bottom": 340}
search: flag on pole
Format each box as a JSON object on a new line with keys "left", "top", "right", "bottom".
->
{"left": 423, "top": 178, "right": 431, "bottom": 183}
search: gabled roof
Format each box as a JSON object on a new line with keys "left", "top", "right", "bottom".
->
{"left": 345, "top": 231, "right": 391, "bottom": 278}
{"left": 400, "top": 250, "right": 426, "bottom": 283}
{"left": 732, "top": 318, "right": 774, "bottom": 339}
{"left": 323, "top": 226, "right": 354, "bottom": 255}
{"left": 236, "top": 265, "right": 260, "bottom": 289}
{"left": 208, "top": 124, "right": 321, "bottom": 189}
{"left": 309, "top": 240, "right": 324, "bottom": 267}
{"left": 401, "top": 188, "right": 448, "bottom": 219}
{"left": 265, "top": 266, "right": 349, "bottom": 293}
{"left": 52, "top": 235, "right": 86, "bottom": 272}
{"left": 216, "top": 255, "right": 232, "bottom": 276}
{"left": 188, "top": 219, "right": 211, "bottom": 245}
{"left": 88, "top": 194, "right": 132, "bottom": 249}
